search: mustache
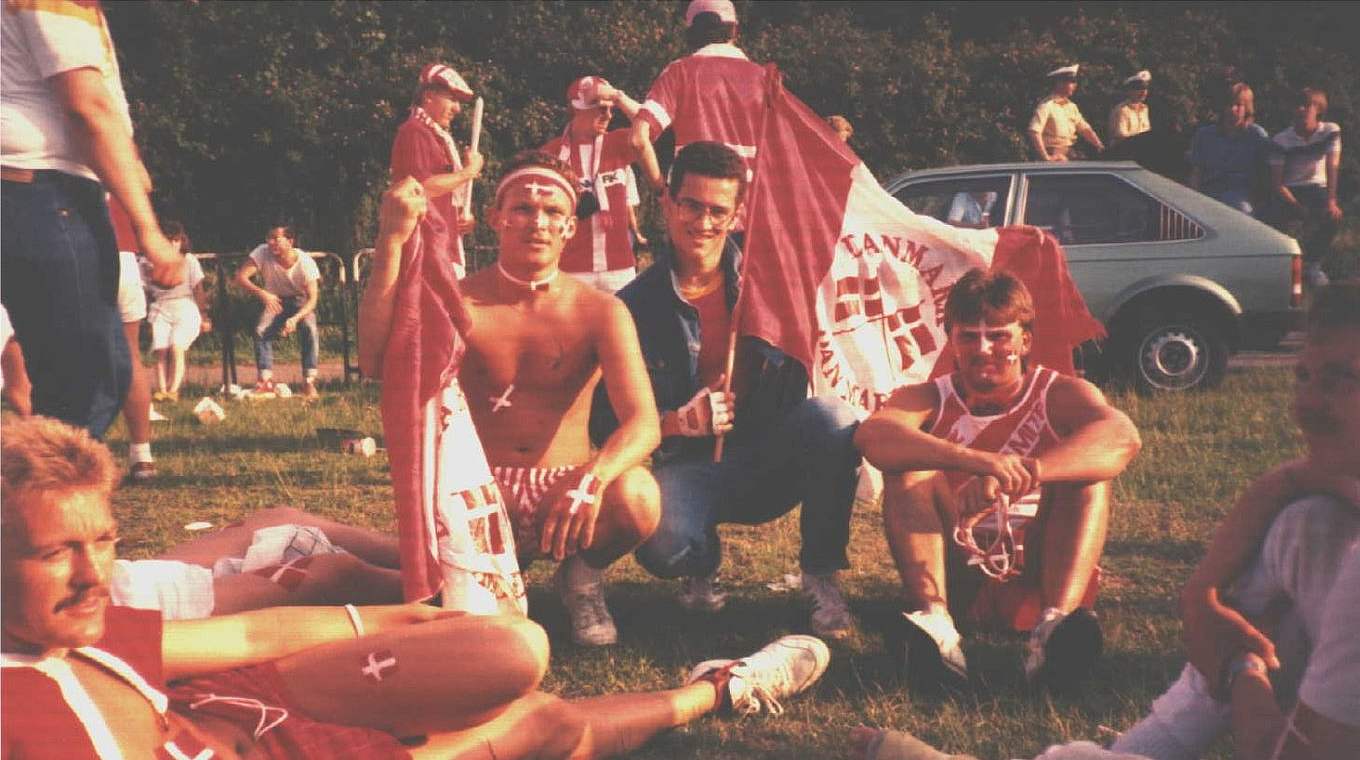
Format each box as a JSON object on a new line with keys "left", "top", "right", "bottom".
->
{"left": 54, "top": 586, "right": 110, "bottom": 613}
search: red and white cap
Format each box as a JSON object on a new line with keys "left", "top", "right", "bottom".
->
{"left": 419, "top": 63, "right": 473, "bottom": 100}
{"left": 685, "top": 0, "right": 737, "bottom": 26}
{"left": 567, "top": 76, "right": 612, "bottom": 110}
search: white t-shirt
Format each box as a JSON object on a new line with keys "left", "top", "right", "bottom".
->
{"left": 1269, "top": 122, "right": 1342, "bottom": 188}
{"left": 1297, "top": 542, "right": 1360, "bottom": 728}
{"left": 143, "top": 254, "right": 205, "bottom": 303}
{"left": 247, "top": 245, "right": 320, "bottom": 298}
{"left": 0, "top": 0, "right": 133, "bottom": 180}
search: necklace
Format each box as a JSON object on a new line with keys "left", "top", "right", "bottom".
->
{"left": 496, "top": 262, "right": 558, "bottom": 292}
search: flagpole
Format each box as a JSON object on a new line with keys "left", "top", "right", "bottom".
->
{"left": 463, "top": 97, "right": 484, "bottom": 215}
{"left": 714, "top": 66, "right": 780, "bottom": 463}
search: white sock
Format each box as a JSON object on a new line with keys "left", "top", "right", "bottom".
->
{"left": 565, "top": 555, "right": 603, "bottom": 590}
{"left": 260, "top": 369, "right": 273, "bottom": 381}
{"left": 128, "top": 442, "right": 153, "bottom": 464}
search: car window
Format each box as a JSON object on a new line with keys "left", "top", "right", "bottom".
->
{"left": 1023, "top": 173, "right": 1202, "bottom": 246}
{"left": 894, "top": 177, "right": 1010, "bottom": 229}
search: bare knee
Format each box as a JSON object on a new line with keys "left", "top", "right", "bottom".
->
{"left": 602, "top": 468, "right": 661, "bottom": 544}
{"left": 883, "top": 471, "right": 947, "bottom": 531}
{"left": 522, "top": 693, "right": 587, "bottom": 759}
{"left": 488, "top": 616, "right": 551, "bottom": 698}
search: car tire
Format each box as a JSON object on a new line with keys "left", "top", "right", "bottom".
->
{"left": 1122, "top": 310, "right": 1228, "bottom": 393}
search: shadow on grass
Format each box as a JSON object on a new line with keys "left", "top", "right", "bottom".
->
{"left": 1104, "top": 538, "right": 1203, "bottom": 562}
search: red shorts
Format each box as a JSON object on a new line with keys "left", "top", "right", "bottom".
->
{"left": 490, "top": 465, "right": 576, "bottom": 557}
{"left": 168, "top": 662, "right": 411, "bottom": 759}
{"left": 953, "top": 514, "right": 1100, "bottom": 632}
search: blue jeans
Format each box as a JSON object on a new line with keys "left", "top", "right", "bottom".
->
{"left": 635, "top": 396, "right": 861, "bottom": 578}
{"left": 254, "top": 296, "right": 318, "bottom": 376}
{"left": 1, "top": 171, "right": 130, "bottom": 438}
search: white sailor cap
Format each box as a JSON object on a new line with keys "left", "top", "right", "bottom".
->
{"left": 1124, "top": 70, "right": 1152, "bottom": 87}
{"left": 1046, "top": 64, "right": 1080, "bottom": 79}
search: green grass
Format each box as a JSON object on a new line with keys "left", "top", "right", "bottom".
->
{"left": 106, "top": 366, "right": 1301, "bottom": 759}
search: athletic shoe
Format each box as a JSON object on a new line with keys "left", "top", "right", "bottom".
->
{"left": 553, "top": 558, "right": 617, "bottom": 646}
{"left": 128, "top": 461, "right": 157, "bottom": 484}
{"left": 687, "top": 634, "right": 830, "bottom": 716}
{"left": 678, "top": 572, "right": 727, "bottom": 613}
{"left": 801, "top": 571, "right": 853, "bottom": 639}
{"left": 892, "top": 608, "right": 968, "bottom": 690}
{"left": 302, "top": 380, "right": 320, "bottom": 399}
{"left": 252, "top": 379, "right": 276, "bottom": 396}
{"left": 1024, "top": 607, "right": 1103, "bottom": 688}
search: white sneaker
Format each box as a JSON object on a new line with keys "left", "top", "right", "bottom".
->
{"left": 678, "top": 572, "right": 727, "bottom": 613}
{"left": 896, "top": 608, "right": 968, "bottom": 689}
{"left": 687, "top": 634, "right": 830, "bottom": 716}
{"left": 554, "top": 557, "right": 617, "bottom": 646}
{"left": 801, "top": 571, "right": 852, "bottom": 639}
{"left": 1024, "top": 607, "right": 1102, "bottom": 687}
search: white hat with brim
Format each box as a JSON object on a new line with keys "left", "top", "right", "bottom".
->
{"left": 1047, "top": 64, "right": 1080, "bottom": 79}
{"left": 686, "top": 0, "right": 737, "bottom": 26}
{"left": 1124, "top": 70, "right": 1152, "bottom": 87}
{"left": 419, "top": 63, "right": 473, "bottom": 100}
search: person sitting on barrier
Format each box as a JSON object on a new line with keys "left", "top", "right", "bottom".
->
{"left": 143, "top": 222, "right": 210, "bottom": 404}
{"left": 234, "top": 224, "right": 321, "bottom": 399}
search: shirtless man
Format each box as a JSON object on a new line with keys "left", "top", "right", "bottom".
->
{"left": 856, "top": 270, "right": 1141, "bottom": 690}
{"left": 458, "top": 151, "right": 661, "bottom": 645}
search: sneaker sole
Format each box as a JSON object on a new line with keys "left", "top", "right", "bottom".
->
{"left": 892, "top": 615, "right": 967, "bottom": 691}
{"left": 1035, "top": 608, "right": 1103, "bottom": 689}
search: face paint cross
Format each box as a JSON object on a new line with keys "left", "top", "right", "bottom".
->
{"left": 361, "top": 650, "right": 399, "bottom": 683}
{"left": 489, "top": 384, "right": 515, "bottom": 413}
{"left": 522, "top": 181, "right": 555, "bottom": 198}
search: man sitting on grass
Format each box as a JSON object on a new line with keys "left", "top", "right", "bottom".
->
{"left": 850, "top": 281, "right": 1360, "bottom": 759}
{"left": 856, "top": 270, "right": 1141, "bottom": 690}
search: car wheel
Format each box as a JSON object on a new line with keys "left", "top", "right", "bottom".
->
{"left": 1125, "top": 311, "right": 1228, "bottom": 393}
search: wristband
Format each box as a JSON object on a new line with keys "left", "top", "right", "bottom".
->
{"left": 344, "top": 604, "right": 365, "bottom": 638}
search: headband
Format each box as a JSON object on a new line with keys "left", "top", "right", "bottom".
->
{"left": 494, "top": 167, "right": 578, "bottom": 209}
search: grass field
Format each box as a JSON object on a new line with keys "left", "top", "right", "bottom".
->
{"left": 105, "top": 365, "right": 1301, "bottom": 759}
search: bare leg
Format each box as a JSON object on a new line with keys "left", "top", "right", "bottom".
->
{"left": 273, "top": 614, "right": 549, "bottom": 737}
{"left": 580, "top": 466, "right": 660, "bottom": 569}
{"left": 882, "top": 471, "right": 957, "bottom": 610}
{"left": 1034, "top": 481, "right": 1110, "bottom": 612}
{"left": 159, "top": 506, "right": 401, "bottom": 568}
{"left": 210, "top": 553, "right": 403, "bottom": 614}
{"left": 121, "top": 321, "right": 152, "bottom": 446}
{"left": 169, "top": 346, "right": 188, "bottom": 395}
{"left": 155, "top": 348, "right": 170, "bottom": 395}
{"left": 413, "top": 683, "right": 719, "bottom": 760}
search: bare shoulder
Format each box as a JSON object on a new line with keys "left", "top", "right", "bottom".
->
{"left": 1047, "top": 374, "right": 1112, "bottom": 410}
{"left": 878, "top": 380, "right": 940, "bottom": 417}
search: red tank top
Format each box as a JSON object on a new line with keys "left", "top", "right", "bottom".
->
{"left": 926, "top": 366, "right": 1061, "bottom": 491}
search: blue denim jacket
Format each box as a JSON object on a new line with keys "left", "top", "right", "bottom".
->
{"left": 590, "top": 239, "right": 809, "bottom": 461}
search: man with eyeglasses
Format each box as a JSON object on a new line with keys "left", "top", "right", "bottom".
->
{"left": 591, "top": 142, "right": 862, "bottom": 639}
{"left": 541, "top": 76, "right": 649, "bottom": 294}
{"left": 454, "top": 151, "right": 662, "bottom": 647}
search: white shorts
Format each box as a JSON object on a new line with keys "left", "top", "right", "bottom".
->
{"left": 110, "top": 558, "right": 216, "bottom": 620}
{"left": 568, "top": 267, "right": 636, "bottom": 294}
{"left": 116, "top": 251, "right": 147, "bottom": 323}
{"left": 148, "top": 298, "right": 203, "bottom": 350}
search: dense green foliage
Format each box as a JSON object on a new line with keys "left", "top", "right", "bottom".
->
{"left": 108, "top": 1, "right": 1358, "bottom": 258}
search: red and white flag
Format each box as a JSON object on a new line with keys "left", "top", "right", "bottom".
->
{"left": 739, "top": 68, "right": 1102, "bottom": 414}
{"left": 380, "top": 221, "right": 526, "bottom": 613}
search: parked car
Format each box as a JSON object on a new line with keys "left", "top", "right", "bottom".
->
{"left": 884, "top": 161, "right": 1303, "bottom": 392}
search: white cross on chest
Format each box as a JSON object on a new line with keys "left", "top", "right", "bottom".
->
{"left": 489, "top": 384, "right": 515, "bottom": 413}
{"left": 362, "top": 651, "right": 398, "bottom": 682}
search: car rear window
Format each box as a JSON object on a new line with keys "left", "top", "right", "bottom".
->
{"left": 1023, "top": 173, "right": 1204, "bottom": 246}
{"left": 894, "top": 176, "right": 1011, "bottom": 229}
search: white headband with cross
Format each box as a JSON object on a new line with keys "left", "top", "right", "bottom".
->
{"left": 494, "top": 167, "right": 578, "bottom": 209}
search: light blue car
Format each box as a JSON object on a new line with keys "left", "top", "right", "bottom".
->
{"left": 884, "top": 161, "right": 1303, "bottom": 392}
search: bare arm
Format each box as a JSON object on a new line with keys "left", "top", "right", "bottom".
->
{"left": 1, "top": 340, "right": 33, "bottom": 416}
{"left": 292, "top": 272, "right": 321, "bottom": 322}
{"left": 630, "top": 119, "right": 666, "bottom": 191}
{"left": 422, "top": 149, "right": 483, "bottom": 201}
{"left": 1271, "top": 163, "right": 1301, "bottom": 210}
{"left": 1028, "top": 129, "right": 1051, "bottom": 161}
{"left": 52, "top": 68, "right": 181, "bottom": 287}
{"left": 1325, "top": 146, "right": 1343, "bottom": 220}
{"left": 589, "top": 299, "right": 662, "bottom": 485}
{"left": 1037, "top": 377, "right": 1141, "bottom": 482}
{"left": 162, "top": 603, "right": 454, "bottom": 679}
{"left": 192, "top": 281, "right": 213, "bottom": 331}
{"left": 1229, "top": 660, "right": 1360, "bottom": 760}
{"left": 358, "top": 179, "right": 426, "bottom": 377}
{"left": 1079, "top": 123, "right": 1105, "bottom": 153}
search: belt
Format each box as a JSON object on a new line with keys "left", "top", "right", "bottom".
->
{"left": 2, "top": 167, "right": 35, "bottom": 183}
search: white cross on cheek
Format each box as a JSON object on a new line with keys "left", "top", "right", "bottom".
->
{"left": 489, "top": 384, "right": 515, "bottom": 413}
{"left": 362, "top": 652, "right": 398, "bottom": 682}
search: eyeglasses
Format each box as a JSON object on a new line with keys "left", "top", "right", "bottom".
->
{"left": 674, "top": 197, "right": 736, "bottom": 225}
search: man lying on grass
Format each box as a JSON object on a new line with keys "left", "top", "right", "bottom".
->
{"left": 851, "top": 282, "right": 1360, "bottom": 759}
{"left": 1, "top": 417, "right": 830, "bottom": 760}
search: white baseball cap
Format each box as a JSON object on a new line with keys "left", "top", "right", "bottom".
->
{"left": 686, "top": 0, "right": 737, "bottom": 26}
{"left": 1046, "top": 64, "right": 1080, "bottom": 79}
{"left": 567, "top": 76, "right": 612, "bottom": 110}
{"left": 1124, "top": 70, "right": 1152, "bottom": 88}
{"left": 419, "top": 63, "right": 473, "bottom": 100}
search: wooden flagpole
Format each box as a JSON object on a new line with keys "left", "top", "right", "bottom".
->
{"left": 463, "top": 97, "right": 484, "bottom": 214}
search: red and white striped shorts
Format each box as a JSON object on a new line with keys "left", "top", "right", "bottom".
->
{"left": 490, "top": 465, "right": 576, "bottom": 558}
